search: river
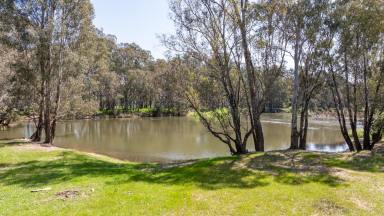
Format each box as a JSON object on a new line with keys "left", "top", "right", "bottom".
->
{"left": 0, "top": 113, "right": 348, "bottom": 162}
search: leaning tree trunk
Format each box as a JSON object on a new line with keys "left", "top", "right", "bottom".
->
{"left": 30, "top": 118, "right": 43, "bottom": 141}
{"left": 330, "top": 70, "right": 356, "bottom": 152}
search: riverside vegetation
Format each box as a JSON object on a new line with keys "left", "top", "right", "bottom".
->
{"left": 0, "top": 0, "right": 384, "bottom": 215}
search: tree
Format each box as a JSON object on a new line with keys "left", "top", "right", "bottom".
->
{"left": 230, "top": 0, "right": 288, "bottom": 151}
{"left": 152, "top": 59, "right": 187, "bottom": 114}
{"left": 166, "top": 0, "right": 253, "bottom": 154}
{"left": 3, "top": 0, "right": 94, "bottom": 143}
{"left": 287, "top": 0, "right": 332, "bottom": 150}
{"left": 112, "top": 42, "right": 154, "bottom": 111}
{"left": 0, "top": 44, "right": 16, "bottom": 126}
{"left": 328, "top": 0, "right": 384, "bottom": 151}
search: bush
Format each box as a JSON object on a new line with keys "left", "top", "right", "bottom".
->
{"left": 372, "top": 113, "right": 384, "bottom": 143}
{"left": 188, "top": 108, "right": 230, "bottom": 122}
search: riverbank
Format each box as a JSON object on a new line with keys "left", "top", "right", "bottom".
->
{"left": 1, "top": 108, "right": 187, "bottom": 127}
{"left": 0, "top": 139, "right": 383, "bottom": 215}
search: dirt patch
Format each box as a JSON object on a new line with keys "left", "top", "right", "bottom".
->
{"left": 352, "top": 150, "right": 372, "bottom": 159}
{"left": 313, "top": 199, "right": 347, "bottom": 216}
{"left": 55, "top": 190, "right": 82, "bottom": 200}
{"left": 242, "top": 151, "right": 334, "bottom": 175}
{"left": 157, "top": 160, "right": 198, "bottom": 169}
{"left": 191, "top": 192, "right": 207, "bottom": 202}
{"left": 9, "top": 139, "right": 60, "bottom": 152}
{"left": 54, "top": 187, "right": 95, "bottom": 200}
{"left": 14, "top": 143, "right": 59, "bottom": 152}
{"left": 350, "top": 196, "right": 373, "bottom": 211}
{"left": 330, "top": 168, "right": 355, "bottom": 181}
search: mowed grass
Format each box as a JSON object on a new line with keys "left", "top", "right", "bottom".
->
{"left": 0, "top": 140, "right": 384, "bottom": 215}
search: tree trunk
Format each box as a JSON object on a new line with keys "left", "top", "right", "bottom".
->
{"left": 44, "top": 100, "right": 52, "bottom": 143}
{"left": 299, "top": 104, "right": 309, "bottom": 150}
{"left": 44, "top": 72, "right": 52, "bottom": 143}
{"left": 290, "top": 26, "right": 300, "bottom": 150}
{"left": 344, "top": 50, "right": 362, "bottom": 151}
{"left": 330, "top": 72, "right": 356, "bottom": 152}
{"left": 254, "top": 117, "right": 264, "bottom": 152}
{"left": 30, "top": 81, "right": 45, "bottom": 142}
{"left": 234, "top": 0, "right": 264, "bottom": 151}
{"left": 363, "top": 124, "right": 372, "bottom": 150}
{"left": 30, "top": 119, "right": 43, "bottom": 142}
{"left": 229, "top": 94, "right": 247, "bottom": 154}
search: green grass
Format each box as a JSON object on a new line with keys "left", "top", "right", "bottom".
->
{"left": 0, "top": 140, "right": 384, "bottom": 215}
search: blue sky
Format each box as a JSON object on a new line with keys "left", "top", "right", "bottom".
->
{"left": 91, "top": 0, "right": 175, "bottom": 59}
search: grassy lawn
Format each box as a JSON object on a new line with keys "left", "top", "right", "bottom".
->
{"left": 0, "top": 139, "right": 383, "bottom": 215}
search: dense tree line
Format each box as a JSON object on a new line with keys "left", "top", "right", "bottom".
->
{"left": 0, "top": 0, "right": 383, "bottom": 152}
{"left": 0, "top": 0, "right": 189, "bottom": 141}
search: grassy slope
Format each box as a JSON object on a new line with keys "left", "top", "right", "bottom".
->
{"left": 0, "top": 140, "right": 383, "bottom": 216}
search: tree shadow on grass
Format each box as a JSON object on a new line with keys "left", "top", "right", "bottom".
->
{"left": 244, "top": 152, "right": 346, "bottom": 187}
{"left": 0, "top": 152, "right": 141, "bottom": 187}
{"left": 323, "top": 153, "right": 384, "bottom": 173}
{"left": 0, "top": 150, "right": 354, "bottom": 190}
{"left": 270, "top": 167, "right": 343, "bottom": 187}
{"left": 109, "top": 157, "right": 270, "bottom": 189}
{"left": 0, "top": 140, "right": 26, "bottom": 148}
{"left": 0, "top": 152, "right": 269, "bottom": 190}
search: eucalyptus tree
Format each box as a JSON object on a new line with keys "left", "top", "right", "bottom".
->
{"left": 152, "top": 59, "right": 188, "bottom": 113}
{"left": 3, "top": 0, "right": 94, "bottom": 143}
{"left": 285, "top": 0, "right": 333, "bottom": 150}
{"left": 230, "top": 0, "right": 289, "bottom": 151}
{"left": 166, "top": 0, "right": 253, "bottom": 154}
{"left": 0, "top": 44, "right": 15, "bottom": 126}
{"left": 112, "top": 42, "right": 154, "bottom": 110}
{"left": 93, "top": 32, "right": 120, "bottom": 111}
{"left": 0, "top": 0, "right": 37, "bottom": 126}
{"left": 328, "top": 0, "right": 384, "bottom": 151}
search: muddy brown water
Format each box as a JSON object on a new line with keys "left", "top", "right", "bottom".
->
{"left": 0, "top": 114, "right": 348, "bottom": 162}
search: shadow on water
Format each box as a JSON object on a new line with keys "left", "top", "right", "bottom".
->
{"left": 0, "top": 150, "right": 367, "bottom": 190}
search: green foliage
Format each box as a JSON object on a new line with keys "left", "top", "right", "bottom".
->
{"left": 348, "top": 129, "right": 365, "bottom": 139}
{"left": 201, "top": 108, "right": 230, "bottom": 121}
{"left": 372, "top": 113, "right": 384, "bottom": 135}
{"left": 347, "top": 114, "right": 384, "bottom": 141}
{"left": 188, "top": 108, "right": 230, "bottom": 121}
{"left": 372, "top": 113, "right": 384, "bottom": 142}
{"left": 130, "top": 107, "right": 155, "bottom": 115}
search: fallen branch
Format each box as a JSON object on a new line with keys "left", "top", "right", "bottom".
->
{"left": 31, "top": 187, "right": 51, "bottom": 192}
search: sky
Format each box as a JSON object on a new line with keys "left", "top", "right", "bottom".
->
{"left": 90, "top": 0, "right": 175, "bottom": 60}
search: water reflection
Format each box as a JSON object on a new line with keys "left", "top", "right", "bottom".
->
{"left": 307, "top": 142, "right": 349, "bottom": 152}
{"left": 0, "top": 115, "right": 347, "bottom": 162}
